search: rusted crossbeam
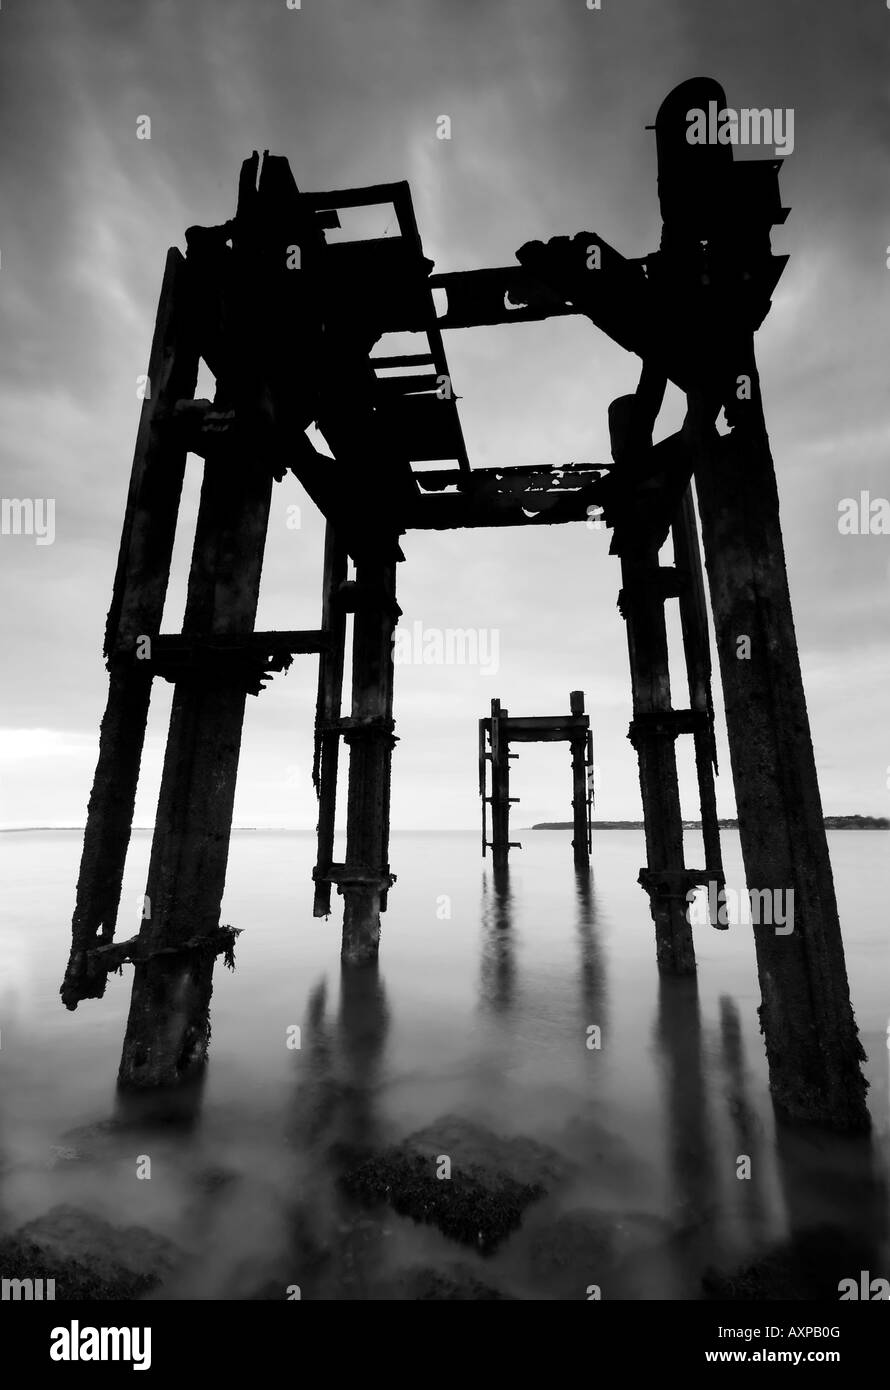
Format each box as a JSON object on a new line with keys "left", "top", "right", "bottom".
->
{"left": 406, "top": 462, "right": 609, "bottom": 530}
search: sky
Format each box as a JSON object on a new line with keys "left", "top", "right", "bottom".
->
{"left": 1, "top": 0, "right": 888, "bottom": 831}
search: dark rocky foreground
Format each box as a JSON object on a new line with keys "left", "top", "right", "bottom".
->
{"left": 3, "top": 1113, "right": 879, "bottom": 1300}
{"left": 0, "top": 1113, "right": 693, "bottom": 1299}
{"left": 0, "top": 1206, "right": 181, "bottom": 1299}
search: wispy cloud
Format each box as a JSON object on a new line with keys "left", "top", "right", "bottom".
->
{"left": 2, "top": 0, "right": 887, "bottom": 825}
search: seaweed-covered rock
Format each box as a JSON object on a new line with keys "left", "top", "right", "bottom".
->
{"left": 338, "top": 1116, "right": 567, "bottom": 1252}
{"left": 0, "top": 1205, "right": 182, "bottom": 1300}
{"left": 407, "top": 1117, "right": 572, "bottom": 1190}
{"left": 386, "top": 1263, "right": 515, "bottom": 1300}
{"left": 342, "top": 1153, "right": 540, "bottom": 1252}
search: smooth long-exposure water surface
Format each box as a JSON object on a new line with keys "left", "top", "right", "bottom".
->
{"left": 1, "top": 828, "right": 887, "bottom": 1299}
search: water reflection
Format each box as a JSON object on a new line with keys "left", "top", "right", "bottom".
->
{"left": 113, "top": 1067, "right": 208, "bottom": 1132}
{"left": 284, "top": 964, "right": 392, "bottom": 1299}
{"left": 771, "top": 1111, "right": 889, "bottom": 1296}
{"left": 718, "top": 995, "right": 769, "bottom": 1244}
{"left": 478, "top": 867, "right": 516, "bottom": 1012}
{"left": 289, "top": 964, "right": 390, "bottom": 1159}
{"left": 478, "top": 864, "right": 608, "bottom": 1025}
{"left": 655, "top": 974, "right": 718, "bottom": 1229}
{"left": 574, "top": 867, "right": 607, "bottom": 1025}
{"left": 336, "top": 964, "right": 391, "bottom": 1154}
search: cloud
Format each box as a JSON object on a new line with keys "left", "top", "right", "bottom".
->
{"left": 2, "top": 0, "right": 887, "bottom": 826}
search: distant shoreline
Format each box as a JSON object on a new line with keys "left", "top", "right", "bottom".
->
{"left": 2, "top": 817, "right": 887, "bottom": 834}
{"left": 0, "top": 825, "right": 479, "bottom": 834}
{"left": 532, "top": 816, "right": 890, "bottom": 831}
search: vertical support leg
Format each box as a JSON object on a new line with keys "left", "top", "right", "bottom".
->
{"left": 585, "top": 729, "right": 595, "bottom": 853}
{"left": 687, "top": 365, "right": 868, "bottom": 1131}
{"left": 569, "top": 691, "right": 589, "bottom": 868}
{"left": 118, "top": 681, "right": 250, "bottom": 1087}
{"left": 118, "top": 451, "right": 274, "bottom": 1087}
{"left": 62, "top": 249, "right": 199, "bottom": 1008}
{"left": 63, "top": 665, "right": 154, "bottom": 1006}
{"left": 489, "top": 699, "right": 511, "bottom": 871}
{"left": 379, "top": 690, "right": 395, "bottom": 916}
{"left": 340, "top": 554, "right": 398, "bottom": 965}
{"left": 313, "top": 524, "right": 348, "bottom": 917}
{"left": 610, "top": 385, "right": 695, "bottom": 973}
{"left": 672, "top": 483, "right": 723, "bottom": 878}
{"left": 478, "top": 718, "right": 489, "bottom": 856}
{"left": 622, "top": 545, "right": 696, "bottom": 974}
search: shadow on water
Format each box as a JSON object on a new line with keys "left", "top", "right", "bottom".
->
{"left": 289, "top": 964, "right": 390, "bottom": 1159}
{"left": 478, "top": 863, "right": 608, "bottom": 1022}
{"left": 652, "top": 971, "right": 890, "bottom": 1299}
{"left": 275, "top": 944, "right": 890, "bottom": 1300}
{"left": 759, "top": 1114, "right": 890, "bottom": 1300}
{"left": 686, "top": 991, "right": 890, "bottom": 1299}
{"left": 141, "top": 962, "right": 396, "bottom": 1301}
{"left": 334, "top": 963, "right": 391, "bottom": 1154}
{"left": 699, "top": 1114, "right": 890, "bottom": 1299}
{"left": 478, "top": 865, "right": 516, "bottom": 1013}
{"left": 113, "top": 1069, "right": 208, "bottom": 1133}
{"left": 651, "top": 974, "right": 780, "bottom": 1295}
{"left": 653, "top": 972, "right": 721, "bottom": 1288}
{"left": 574, "top": 866, "right": 607, "bottom": 1026}
{"left": 268, "top": 962, "right": 396, "bottom": 1299}
{"left": 717, "top": 994, "right": 769, "bottom": 1245}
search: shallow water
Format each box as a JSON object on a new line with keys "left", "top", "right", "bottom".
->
{"left": 1, "top": 828, "right": 888, "bottom": 1299}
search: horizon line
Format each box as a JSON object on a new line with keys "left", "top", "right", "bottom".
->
{"left": 2, "top": 816, "right": 885, "bottom": 834}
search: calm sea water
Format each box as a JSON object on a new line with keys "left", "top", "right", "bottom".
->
{"left": 0, "top": 828, "right": 888, "bottom": 1299}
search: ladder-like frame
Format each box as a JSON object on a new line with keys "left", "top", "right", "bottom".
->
{"left": 479, "top": 692, "right": 594, "bottom": 869}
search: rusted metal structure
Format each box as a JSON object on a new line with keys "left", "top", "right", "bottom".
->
{"left": 479, "top": 693, "right": 593, "bottom": 869}
{"left": 62, "top": 80, "right": 869, "bottom": 1132}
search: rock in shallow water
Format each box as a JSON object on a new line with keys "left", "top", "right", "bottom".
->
{"left": 0, "top": 1204, "right": 182, "bottom": 1300}
{"left": 385, "top": 1263, "right": 514, "bottom": 1300}
{"left": 338, "top": 1115, "right": 569, "bottom": 1253}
